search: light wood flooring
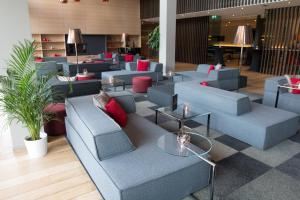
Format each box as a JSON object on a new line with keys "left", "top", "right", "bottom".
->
{"left": 0, "top": 62, "right": 273, "bottom": 200}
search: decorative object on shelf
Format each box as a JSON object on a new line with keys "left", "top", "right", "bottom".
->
{"left": 148, "top": 26, "right": 159, "bottom": 51}
{"left": 0, "top": 40, "right": 61, "bottom": 158}
{"left": 59, "top": 0, "right": 68, "bottom": 3}
{"left": 233, "top": 25, "right": 253, "bottom": 69}
{"left": 67, "top": 28, "right": 84, "bottom": 74}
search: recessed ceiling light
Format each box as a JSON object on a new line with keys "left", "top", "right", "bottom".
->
{"left": 288, "top": 1, "right": 291, "bottom": 4}
{"left": 208, "top": 11, "right": 210, "bottom": 14}
{"left": 241, "top": 7, "right": 244, "bottom": 10}
{"left": 232, "top": 14, "right": 235, "bottom": 16}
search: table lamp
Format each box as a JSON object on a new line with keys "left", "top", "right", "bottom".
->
{"left": 233, "top": 25, "right": 253, "bottom": 70}
{"left": 67, "top": 28, "right": 84, "bottom": 74}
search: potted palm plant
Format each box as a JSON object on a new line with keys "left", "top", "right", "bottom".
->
{"left": 0, "top": 40, "right": 56, "bottom": 158}
{"left": 147, "top": 26, "right": 160, "bottom": 52}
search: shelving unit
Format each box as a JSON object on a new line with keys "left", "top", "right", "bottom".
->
{"left": 32, "top": 34, "right": 66, "bottom": 57}
{"left": 106, "top": 34, "right": 141, "bottom": 52}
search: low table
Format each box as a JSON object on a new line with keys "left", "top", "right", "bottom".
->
{"left": 155, "top": 104, "right": 211, "bottom": 136}
{"left": 157, "top": 128, "right": 215, "bottom": 200}
{"left": 101, "top": 78, "right": 125, "bottom": 92}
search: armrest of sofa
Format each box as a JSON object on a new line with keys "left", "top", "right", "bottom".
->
{"left": 108, "top": 91, "right": 136, "bottom": 113}
{"left": 149, "top": 62, "right": 163, "bottom": 73}
{"left": 196, "top": 64, "right": 211, "bottom": 73}
{"left": 209, "top": 68, "right": 240, "bottom": 80}
{"left": 125, "top": 62, "right": 137, "bottom": 71}
{"left": 264, "top": 76, "right": 288, "bottom": 93}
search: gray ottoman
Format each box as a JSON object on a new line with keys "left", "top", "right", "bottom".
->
{"left": 147, "top": 84, "right": 174, "bottom": 107}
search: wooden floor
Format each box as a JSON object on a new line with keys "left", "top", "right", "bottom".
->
{"left": 0, "top": 62, "right": 273, "bottom": 200}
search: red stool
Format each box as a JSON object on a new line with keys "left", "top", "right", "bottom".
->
{"left": 44, "top": 103, "right": 67, "bottom": 136}
{"left": 132, "top": 76, "right": 152, "bottom": 93}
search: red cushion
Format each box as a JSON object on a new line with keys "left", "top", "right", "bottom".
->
{"left": 105, "top": 98, "right": 127, "bottom": 127}
{"left": 124, "top": 54, "right": 134, "bottom": 62}
{"left": 35, "top": 57, "right": 44, "bottom": 62}
{"left": 208, "top": 65, "right": 215, "bottom": 74}
{"left": 105, "top": 52, "right": 113, "bottom": 59}
{"left": 137, "top": 60, "right": 150, "bottom": 71}
{"left": 200, "top": 81, "right": 209, "bottom": 86}
{"left": 290, "top": 78, "right": 300, "bottom": 94}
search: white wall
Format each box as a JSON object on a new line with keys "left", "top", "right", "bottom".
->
{"left": 0, "top": 0, "right": 32, "bottom": 148}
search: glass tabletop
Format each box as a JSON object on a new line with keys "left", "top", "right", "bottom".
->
{"left": 157, "top": 104, "right": 210, "bottom": 120}
{"left": 278, "top": 83, "right": 300, "bottom": 90}
{"left": 157, "top": 130, "right": 212, "bottom": 157}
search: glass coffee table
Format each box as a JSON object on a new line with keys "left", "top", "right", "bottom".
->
{"left": 275, "top": 83, "right": 300, "bottom": 108}
{"left": 157, "top": 128, "right": 215, "bottom": 200}
{"left": 155, "top": 104, "right": 211, "bottom": 136}
{"left": 100, "top": 78, "right": 125, "bottom": 92}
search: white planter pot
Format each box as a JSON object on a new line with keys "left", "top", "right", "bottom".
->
{"left": 24, "top": 132, "right": 48, "bottom": 159}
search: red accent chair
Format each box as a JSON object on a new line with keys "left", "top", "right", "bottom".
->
{"left": 132, "top": 76, "right": 152, "bottom": 93}
{"left": 44, "top": 103, "right": 67, "bottom": 136}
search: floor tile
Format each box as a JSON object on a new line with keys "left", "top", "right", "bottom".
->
{"left": 144, "top": 114, "right": 171, "bottom": 124}
{"left": 289, "top": 132, "right": 300, "bottom": 144}
{"left": 214, "top": 152, "right": 271, "bottom": 198}
{"left": 193, "top": 187, "right": 221, "bottom": 200}
{"left": 276, "top": 156, "right": 300, "bottom": 182}
{"left": 184, "top": 120, "right": 203, "bottom": 129}
{"left": 136, "top": 100, "right": 156, "bottom": 108}
{"left": 215, "top": 135, "right": 250, "bottom": 151}
{"left": 209, "top": 140, "right": 238, "bottom": 162}
{"left": 242, "top": 140, "right": 300, "bottom": 167}
{"left": 226, "top": 169, "right": 300, "bottom": 200}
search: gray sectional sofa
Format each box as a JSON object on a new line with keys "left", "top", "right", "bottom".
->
{"left": 263, "top": 76, "right": 300, "bottom": 116}
{"left": 101, "top": 62, "right": 163, "bottom": 85}
{"left": 177, "top": 64, "right": 240, "bottom": 91}
{"left": 175, "top": 81, "right": 299, "bottom": 150}
{"left": 63, "top": 62, "right": 113, "bottom": 78}
{"left": 36, "top": 61, "right": 101, "bottom": 102}
{"left": 65, "top": 92, "right": 211, "bottom": 200}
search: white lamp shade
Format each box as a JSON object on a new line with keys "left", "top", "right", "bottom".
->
{"left": 67, "top": 28, "right": 83, "bottom": 44}
{"left": 233, "top": 25, "right": 253, "bottom": 45}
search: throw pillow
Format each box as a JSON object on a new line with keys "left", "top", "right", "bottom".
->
{"left": 137, "top": 60, "right": 150, "bottom": 71}
{"left": 124, "top": 54, "right": 134, "bottom": 62}
{"left": 57, "top": 75, "right": 76, "bottom": 82}
{"left": 105, "top": 98, "right": 127, "bottom": 127}
{"left": 200, "top": 81, "right": 209, "bottom": 86}
{"left": 290, "top": 77, "right": 300, "bottom": 94}
{"left": 215, "top": 63, "right": 223, "bottom": 70}
{"left": 93, "top": 91, "right": 111, "bottom": 109}
{"left": 105, "top": 52, "right": 113, "bottom": 59}
{"left": 208, "top": 65, "right": 215, "bottom": 74}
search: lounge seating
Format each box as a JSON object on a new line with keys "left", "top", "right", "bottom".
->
{"left": 175, "top": 81, "right": 299, "bottom": 149}
{"left": 147, "top": 84, "right": 175, "bottom": 107}
{"left": 36, "top": 61, "right": 101, "bottom": 102}
{"left": 65, "top": 91, "right": 211, "bottom": 200}
{"left": 63, "top": 62, "right": 113, "bottom": 78}
{"left": 177, "top": 64, "right": 240, "bottom": 91}
{"left": 101, "top": 61, "right": 163, "bottom": 85}
{"left": 263, "top": 76, "right": 300, "bottom": 116}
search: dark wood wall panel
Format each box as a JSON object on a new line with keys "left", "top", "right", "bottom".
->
{"left": 260, "top": 6, "right": 300, "bottom": 75}
{"left": 140, "top": 0, "right": 286, "bottom": 19}
{"left": 176, "top": 17, "right": 209, "bottom": 64}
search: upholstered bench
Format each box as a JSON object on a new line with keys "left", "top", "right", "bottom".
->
{"left": 132, "top": 76, "right": 152, "bottom": 93}
{"left": 44, "top": 103, "right": 67, "bottom": 136}
{"left": 147, "top": 84, "right": 175, "bottom": 107}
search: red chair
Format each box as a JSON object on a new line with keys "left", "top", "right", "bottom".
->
{"left": 132, "top": 76, "right": 152, "bottom": 93}
{"left": 44, "top": 103, "right": 66, "bottom": 136}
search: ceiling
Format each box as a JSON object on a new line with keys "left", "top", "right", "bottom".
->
{"left": 143, "top": 0, "right": 300, "bottom": 22}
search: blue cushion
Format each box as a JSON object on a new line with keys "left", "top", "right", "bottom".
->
{"left": 66, "top": 95, "right": 135, "bottom": 160}
{"left": 175, "top": 81, "right": 251, "bottom": 116}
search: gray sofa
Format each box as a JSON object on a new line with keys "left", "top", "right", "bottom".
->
{"left": 36, "top": 61, "right": 101, "bottom": 102}
{"left": 65, "top": 92, "right": 211, "bottom": 200}
{"left": 148, "top": 84, "right": 175, "bottom": 107}
{"left": 177, "top": 64, "right": 240, "bottom": 91}
{"left": 101, "top": 62, "right": 163, "bottom": 85}
{"left": 63, "top": 62, "right": 113, "bottom": 78}
{"left": 263, "top": 76, "right": 300, "bottom": 116}
{"left": 175, "top": 81, "right": 299, "bottom": 149}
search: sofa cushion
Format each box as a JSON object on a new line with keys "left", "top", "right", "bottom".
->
{"left": 105, "top": 52, "right": 113, "bottom": 59}
{"left": 196, "top": 64, "right": 211, "bottom": 73}
{"left": 175, "top": 81, "right": 251, "bottom": 116}
{"left": 208, "top": 65, "right": 215, "bottom": 74}
{"left": 125, "top": 54, "right": 134, "bottom": 62}
{"left": 93, "top": 91, "right": 111, "bottom": 109}
{"left": 137, "top": 60, "right": 150, "bottom": 71}
{"left": 105, "top": 98, "right": 128, "bottom": 127}
{"left": 66, "top": 95, "right": 134, "bottom": 160}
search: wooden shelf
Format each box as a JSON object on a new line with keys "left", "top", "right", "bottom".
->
{"left": 32, "top": 34, "right": 66, "bottom": 57}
